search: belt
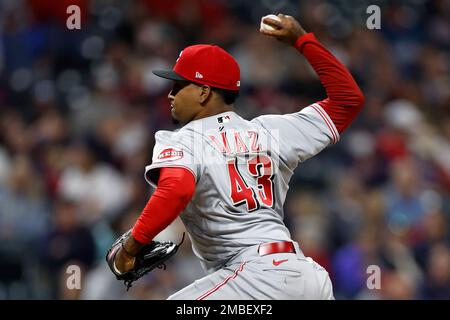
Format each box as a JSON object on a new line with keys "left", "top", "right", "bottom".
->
{"left": 258, "top": 241, "right": 296, "bottom": 256}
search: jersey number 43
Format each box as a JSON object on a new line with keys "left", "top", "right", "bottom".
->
{"left": 227, "top": 155, "right": 274, "bottom": 212}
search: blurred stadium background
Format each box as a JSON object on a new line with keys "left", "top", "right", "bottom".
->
{"left": 0, "top": 0, "right": 449, "bottom": 300}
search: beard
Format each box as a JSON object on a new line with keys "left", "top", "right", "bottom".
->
{"left": 171, "top": 115, "right": 180, "bottom": 125}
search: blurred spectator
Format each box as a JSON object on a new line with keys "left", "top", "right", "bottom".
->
{"left": 379, "top": 270, "right": 418, "bottom": 300}
{"left": 40, "top": 197, "right": 96, "bottom": 299}
{"left": 384, "top": 157, "right": 426, "bottom": 232}
{"left": 57, "top": 142, "right": 131, "bottom": 224}
{"left": 421, "top": 242, "right": 450, "bottom": 299}
{"left": 332, "top": 225, "right": 381, "bottom": 299}
{"left": 0, "top": 154, "right": 49, "bottom": 243}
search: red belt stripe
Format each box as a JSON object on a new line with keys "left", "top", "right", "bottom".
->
{"left": 258, "top": 241, "right": 296, "bottom": 256}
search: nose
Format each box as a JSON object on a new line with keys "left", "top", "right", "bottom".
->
{"left": 168, "top": 91, "right": 174, "bottom": 101}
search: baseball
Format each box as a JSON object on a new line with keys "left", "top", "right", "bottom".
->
{"left": 260, "top": 14, "right": 282, "bottom": 32}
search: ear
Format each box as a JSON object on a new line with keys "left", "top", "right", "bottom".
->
{"left": 198, "top": 85, "right": 212, "bottom": 104}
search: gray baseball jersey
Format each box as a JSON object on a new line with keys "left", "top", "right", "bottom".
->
{"left": 144, "top": 103, "right": 339, "bottom": 276}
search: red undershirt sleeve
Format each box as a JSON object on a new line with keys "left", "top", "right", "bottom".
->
{"left": 131, "top": 167, "right": 196, "bottom": 244}
{"left": 294, "top": 33, "right": 365, "bottom": 133}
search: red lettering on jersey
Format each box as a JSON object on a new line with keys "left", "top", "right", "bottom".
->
{"left": 157, "top": 148, "right": 183, "bottom": 161}
{"left": 227, "top": 158, "right": 258, "bottom": 211}
{"left": 210, "top": 131, "right": 260, "bottom": 155}
{"left": 220, "top": 132, "right": 231, "bottom": 154}
{"left": 209, "top": 135, "right": 230, "bottom": 154}
{"left": 248, "top": 131, "right": 261, "bottom": 152}
{"left": 234, "top": 132, "right": 249, "bottom": 153}
{"left": 248, "top": 155, "right": 274, "bottom": 207}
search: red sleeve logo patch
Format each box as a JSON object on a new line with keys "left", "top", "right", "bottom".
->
{"left": 157, "top": 147, "right": 184, "bottom": 161}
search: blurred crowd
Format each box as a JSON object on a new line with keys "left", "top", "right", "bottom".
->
{"left": 0, "top": 0, "right": 449, "bottom": 300}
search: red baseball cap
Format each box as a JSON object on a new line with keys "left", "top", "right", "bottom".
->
{"left": 153, "top": 44, "right": 240, "bottom": 91}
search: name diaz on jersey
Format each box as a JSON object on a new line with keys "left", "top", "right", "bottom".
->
{"left": 208, "top": 130, "right": 261, "bottom": 155}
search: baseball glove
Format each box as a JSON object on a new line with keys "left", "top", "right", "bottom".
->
{"left": 106, "top": 229, "right": 184, "bottom": 291}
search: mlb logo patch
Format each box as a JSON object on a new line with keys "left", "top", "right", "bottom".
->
{"left": 157, "top": 147, "right": 184, "bottom": 161}
{"left": 217, "top": 115, "right": 230, "bottom": 124}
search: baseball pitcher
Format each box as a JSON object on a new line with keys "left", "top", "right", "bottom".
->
{"left": 106, "top": 14, "right": 364, "bottom": 299}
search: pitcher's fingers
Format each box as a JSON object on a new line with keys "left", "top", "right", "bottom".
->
{"left": 259, "top": 28, "right": 283, "bottom": 37}
{"left": 262, "top": 17, "right": 283, "bottom": 29}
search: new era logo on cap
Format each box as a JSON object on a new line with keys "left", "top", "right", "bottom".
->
{"left": 152, "top": 44, "right": 240, "bottom": 91}
{"left": 176, "top": 50, "right": 183, "bottom": 62}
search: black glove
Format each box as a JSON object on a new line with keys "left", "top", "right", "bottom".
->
{"left": 106, "top": 230, "right": 184, "bottom": 291}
